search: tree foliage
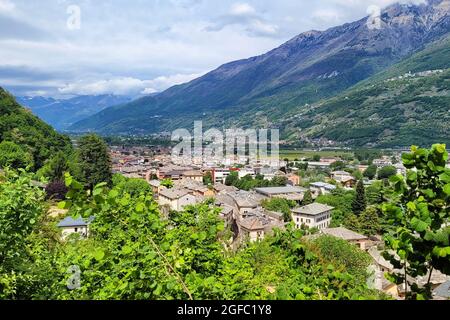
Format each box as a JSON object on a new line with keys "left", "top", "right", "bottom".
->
{"left": 76, "top": 134, "right": 112, "bottom": 189}
{"left": 382, "top": 144, "right": 450, "bottom": 300}
{"left": 0, "top": 141, "right": 33, "bottom": 169}
{"left": 261, "top": 198, "right": 296, "bottom": 222}
{"left": 0, "top": 87, "right": 72, "bottom": 170}
{"left": 352, "top": 180, "right": 367, "bottom": 216}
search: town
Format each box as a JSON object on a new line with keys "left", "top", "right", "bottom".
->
{"left": 54, "top": 142, "right": 450, "bottom": 300}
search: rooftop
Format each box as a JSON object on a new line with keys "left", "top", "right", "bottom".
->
{"left": 159, "top": 188, "right": 190, "bottom": 200}
{"left": 310, "top": 182, "right": 337, "bottom": 190}
{"left": 255, "top": 186, "right": 307, "bottom": 196}
{"left": 57, "top": 216, "right": 94, "bottom": 228}
{"left": 292, "top": 203, "right": 334, "bottom": 216}
{"left": 322, "top": 227, "right": 368, "bottom": 241}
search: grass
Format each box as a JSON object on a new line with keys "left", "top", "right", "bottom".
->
{"left": 279, "top": 149, "right": 354, "bottom": 161}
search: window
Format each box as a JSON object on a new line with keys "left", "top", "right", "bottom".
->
{"left": 74, "top": 228, "right": 78, "bottom": 232}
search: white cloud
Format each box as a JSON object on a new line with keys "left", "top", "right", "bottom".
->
{"left": 312, "top": 9, "right": 343, "bottom": 24}
{"left": 206, "top": 2, "right": 280, "bottom": 37}
{"left": 57, "top": 72, "right": 205, "bottom": 96}
{"left": 0, "top": 0, "right": 15, "bottom": 12}
{"left": 230, "top": 3, "right": 257, "bottom": 16}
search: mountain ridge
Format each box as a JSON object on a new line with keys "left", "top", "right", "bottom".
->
{"left": 18, "top": 94, "right": 132, "bottom": 130}
{"left": 71, "top": 0, "right": 450, "bottom": 144}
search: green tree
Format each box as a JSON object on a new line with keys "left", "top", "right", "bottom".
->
{"left": 359, "top": 207, "right": 380, "bottom": 236}
{"left": 261, "top": 198, "right": 296, "bottom": 222}
{"left": 225, "top": 171, "right": 239, "bottom": 186}
{"left": 112, "top": 174, "right": 152, "bottom": 197}
{"left": 0, "top": 141, "right": 33, "bottom": 169}
{"left": 345, "top": 214, "right": 361, "bottom": 232}
{"left": 330, "top": 161, "right": 346, "bottom": 171}
{"left": 161, "top": 178, "right": 174, "bottom": 189}
{"left": 377, "top": 165, "right": 397, "bottom": 180}
{"left": 203, "top": 172, "right": 213, "bottom": 186}
{"left": 363, "top": 165, "right": 378, "bottom": 180}
{"left": 352, "top": 180, "right": 367, "bottom": 216}
{"left": 382, "top": 144, "right": 450, "bottom": 300}
{"left": 37, "top": 151, "right": 69, "bottom": 182}
{"left": 312, "top": 154, "right": 321, "bottom": 162}
{"left": 302, "top": 190, "right": 313, "bottom": 205}
{"left": 76, "top": 134, "right": 112, "bottom": 189}
{"left": 317, "top": 188, "right": 355, "bottom": 227}
{"left": 0, "top": 169, "right": 47, "bottom": 299}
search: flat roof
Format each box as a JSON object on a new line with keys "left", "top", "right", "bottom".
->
{"left": 255, "top": 186, "right": 307, "bottom": 196}
{"left": 57, "top": 216, "right": 94, "bottom": 228}
{"left": 159, "top": 188, "right": 190, "bottom": 200}
{"left": 322, "top": 227, "right": 368, "bottom": 241}
{"left": 292, "top": 203, "right": 334, "bottom": 215}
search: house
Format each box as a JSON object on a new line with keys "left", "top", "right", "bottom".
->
{"left": 320, "top": 157, "right": 340, "bottom": 164}
{"left": 306, "top": 161, "right": 332, "bottom": 170}
{"left": 158, "top": 188, "right": 197, "bottom": 211}
{"left": 368, "top": 247, "right": 450, "bottom": 299}
{"left": 322, "top": 227, "right": 370, "bottom": 250}
{"left": 212, "top": 168, "right": 231, "bottom": 184}
{"left": 255, "top": 186, "right": 307, "bottom": 203}
{"left": 213, "top": 183, "right": 239, "bottom": 194}
{"left": 237, "top": 209, "right": 284, "bottom": 243}
{"left": 174, "top": 179, "right": 216, "bottom": 197}
{"left": 331, "top": 170, "right": 352, "bottom": 180}
{"left": 310, "top": 182, "right": 336, "bottom": 197}
{"left": 373, "top": 156, "right": 393, "bottom": 167}
{"left": 367, "top": 247, "right": 399, "bottom": 297}
{"left": 148, "top": 180, "right": 163, "bottom": 195}
{"left": 291, "top": 203, "right": 333, "bottom": 230}
{"left": 227, "top": 190, "right": 266, "bottom": 215}
{"left": 340, "top": 176, "right": 356, "bottom": 188}
{"left": 358, "top": 165, "right": 369, "bottom": 173}
{"left": 181, "top": 170, "right": 204, "bottom": 182}
{"left": 57, "top": 216, "right": 94, "bottom": 240}
{"left": 331, "top": 171, "right": 356, "bottom": 188}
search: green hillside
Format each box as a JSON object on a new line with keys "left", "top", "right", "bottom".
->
{"left": 0, "top": 87, "right": 72, "bottom": 169}
{"left": 281, "top": 60, "right": 450, "bottom": 148}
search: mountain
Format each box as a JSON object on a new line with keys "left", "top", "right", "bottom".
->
{"left": 17, "top": 94, "right": 132, "bottom": 131}
{"left": 280, "top": 34, "right": 450, "bottom": 148}
{"left": 71, "top": 0, "right": 450, "bottom": 142}
{"left": 0, "top": 87, "right": 72, "bottom": 169}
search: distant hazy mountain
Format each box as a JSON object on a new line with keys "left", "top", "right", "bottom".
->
{"left": 71, "top": 0, "right": 449, "bottom": 146}
{"left": 17, "top": 94, "right": 133, "bottom": 130}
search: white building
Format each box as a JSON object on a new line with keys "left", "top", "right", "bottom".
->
{"left": 57, "top": 216, "right": 94, "bottom": 240}
{"left": 212, "top": 168, "right": 231, "bottom": 184}
{"left": 291, "top": 203, "right": 334, "bottom": 230}
{"left": 158, "top": 188, "right": 197, "bottom": 211}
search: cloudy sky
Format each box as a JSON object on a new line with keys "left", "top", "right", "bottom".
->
{"left": 0, "top": 0, "right": 426, "bottom": 98}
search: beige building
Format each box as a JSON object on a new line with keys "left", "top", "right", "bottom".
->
{"left": 322, "top": 227, "right": 370, "bottom": 250}
{"left": 291, "top": 203, "right": 333, "bottom": 230}
{"left": 237, "top": 209, "right": 284, "bottom": 243}
{"left": 158, "top": 188, "right": 197, "bottom": 211}
{"left": 182, "top": 170, "right": 204, "bottom": 182}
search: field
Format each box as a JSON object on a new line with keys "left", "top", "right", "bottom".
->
{"left": 279, "top": 149, "right": 354, "bottom": 161}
